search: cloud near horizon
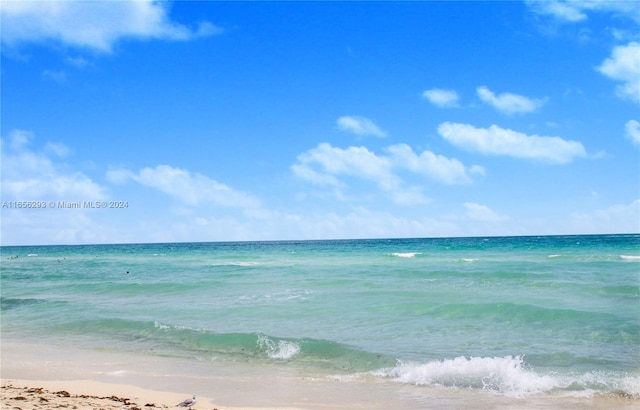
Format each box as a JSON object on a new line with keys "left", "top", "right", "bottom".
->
{"left": 464, "top": 202, "right": 509, "bottom": 223}
{"left": 0, "top": 0, "right": 221, "bottom": 52}
{"left": 107, "top": 165, "right": 261, "bottom": 209}
{"left": 292, "top": 142, "right": 483, "bottom": 205}
{"left": 1, "top": 130, "right": 105, "bottom": 201}
{"left": 438, "top": 122, "right": 587, "bottom": 164}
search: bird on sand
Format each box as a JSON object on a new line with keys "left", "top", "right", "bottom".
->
{"left": 176, "top": 395, "right": 197, "bottom": 409}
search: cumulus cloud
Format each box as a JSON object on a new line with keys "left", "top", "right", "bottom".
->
{"left": 476, "top": 86, "right": 545, "bottom": 114}
{"left": 386, "top": 144, "right": 482, "bottom": 185}
{"left": 598, "top": 42, "right": 640, "bottom": 102}
{"left": 464, "top": 202, "right": 509, "bottom": 222}
{"left": 625, "top": 120, "right": 640, "bottom": 146}
{"left": 0, "top": 0, "right": 222, "bottom": 52}
{"left": 337, "top": 116, "right": 387, "bottom": 138}
{"left": 107, "top": 164, "right": 260, "bottom": 209}
{"left": 292, "top": 143, "right": 398, "bottom": 189}
{"left": 1, "top": 129, "right": 105, "bottom": 200}
{"left": 291, "top": 142, "right": 481, "bottom": 205}
{"left": 422, "top": 88, "right": 460, "bottom": 108}
{"left": 438, "top": 122, "right": 587, "bottom": 164}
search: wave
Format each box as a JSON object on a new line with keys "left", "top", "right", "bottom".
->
{"left": 620, "top": 255, "right": 640, "bottom": 261}
{"left": 7, "top": 314, "right": 639, "bottom": 398}
{"left": 50, "top": 318, "right": 396, "bottom": 372}
{"left": 391, "top": 252, "right": 420, "bottom": 258}
{"left": 257, "top": 334, "right": 301, "bottom": 360}
{"left": 428, "top": 302, "right": 612, "bottom": 324}
{"left": 1, "top": 297, "right": 47, "bottom": 311}
{"left": 373, "top": 355, "right": 640, "bottom": 398}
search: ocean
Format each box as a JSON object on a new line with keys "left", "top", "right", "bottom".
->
{"left": 1, "top": 234, "right": 639, "bottom": 407}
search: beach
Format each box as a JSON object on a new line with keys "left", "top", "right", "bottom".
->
{"left": 1, "top": 380, "right": 217, "bottom": 410}
{"left": 3, "top": 336, "right": 638, "bottom": 410}
{"left": 2, "top": 236, "right": 639, "bottom": 409}
{"left": 2, "top": 379, "right": 638, "bottom": 410}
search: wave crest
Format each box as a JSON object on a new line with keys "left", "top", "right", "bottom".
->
{"left": 391, "top": 252, "right": 420, "bottom": 258}
{"left": 257, "top": 334, "right": 301, "bottom": 360}
{"left": 373, "top": 355, "right": 640, "bottom": 398}
{"left": 376, "top": 356, "right": 555, "bottom": 395}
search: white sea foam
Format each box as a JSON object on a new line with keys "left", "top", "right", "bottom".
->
{"left": 257, "top": 335, "right": 301, "bottom": 360}
{"left": 548, "top": 254, "right": 561, "bottom": 258}
{"left": 154, "top": 321, "right": 171, "bottom": 330}
{"left": 153, "top": 321, "right": 205, "bottom": 332}
{"left": 374, "top": 356, "right": 557, "bottom": 396}
{"left": 620, "top": 255, "right": 640, "bottom": 261}
{"left": 392, "top": 252, "right": 419, "bottom": 258}
{"left": 373, "top": 356, "right": 640, "bottom": 398}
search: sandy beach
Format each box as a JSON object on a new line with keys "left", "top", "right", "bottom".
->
{"left": 1, "top": 379, "right": 220, "bottom": 410}
{"left": 3, "top": 377, "right": 639, "bottom": 410}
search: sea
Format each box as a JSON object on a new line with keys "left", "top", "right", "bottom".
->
{"left": 1, "top": 234, "right": 639, "bottom": 408}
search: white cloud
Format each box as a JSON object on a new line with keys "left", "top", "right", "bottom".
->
{"left": 625, "top": 120, "right": 640, "bottom": 146}
{"left": 292, "top": 142, "right": 480, "bottom": 205}
{"left": 464, "top": 202, "right": 509, "bottom": 222}
{"left": 292, "top": 142, "right": 398, "bottom": 189}
{"left": 422, "top": 88, "right": 460, "bottom": 108}
{"left": 476, "top": 86, "right": 545, "bottom": 114}
{"left": 529, "top": 1, "right": 587, "bottom": 22}
{"left": 597, "top": 42, "right": 640, "bottom": 102}
{"left": 386, "top": 144, "right": 480, "bottom": 185}
{"left": 438, "top": 122, "right": 587, "bottom": 164}
{"left": 569, "top": 200, "right": 640, "bottom": 234}
{"left": 526, "top": 1, "right": 640, "bottom": 23}
{"left": 1, "top": 129, "right": 105, "bottom": 200}
{"left": 8, "top": 129, "right": 31, "bottom": 150}
{"left": 107, "top": 164, "right": 260, "bottom": 209}
{"left": 0, "top": 0, "right": 222, "bottom": 52}
{"left": 337, "top": 116, "right": 387, "bottom": 138}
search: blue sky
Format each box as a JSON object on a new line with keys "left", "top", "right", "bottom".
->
{"left": 1, "top": 0, "right": 639, "bottom": 245}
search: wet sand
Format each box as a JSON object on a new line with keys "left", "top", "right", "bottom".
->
{"left": 2, "top": 338, "right": 638, "bottom": 410}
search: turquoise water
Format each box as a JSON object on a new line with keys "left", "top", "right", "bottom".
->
{"left": 2, "top": 235, "right": 639, "bottom": 397}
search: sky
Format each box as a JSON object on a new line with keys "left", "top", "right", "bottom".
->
{"left": 1, "top": 0, "right": 639, "bottom": 245}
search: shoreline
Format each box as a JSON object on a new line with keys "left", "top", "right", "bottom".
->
{"left": 2, "top": 338, "right": 639, "bottom": 410}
